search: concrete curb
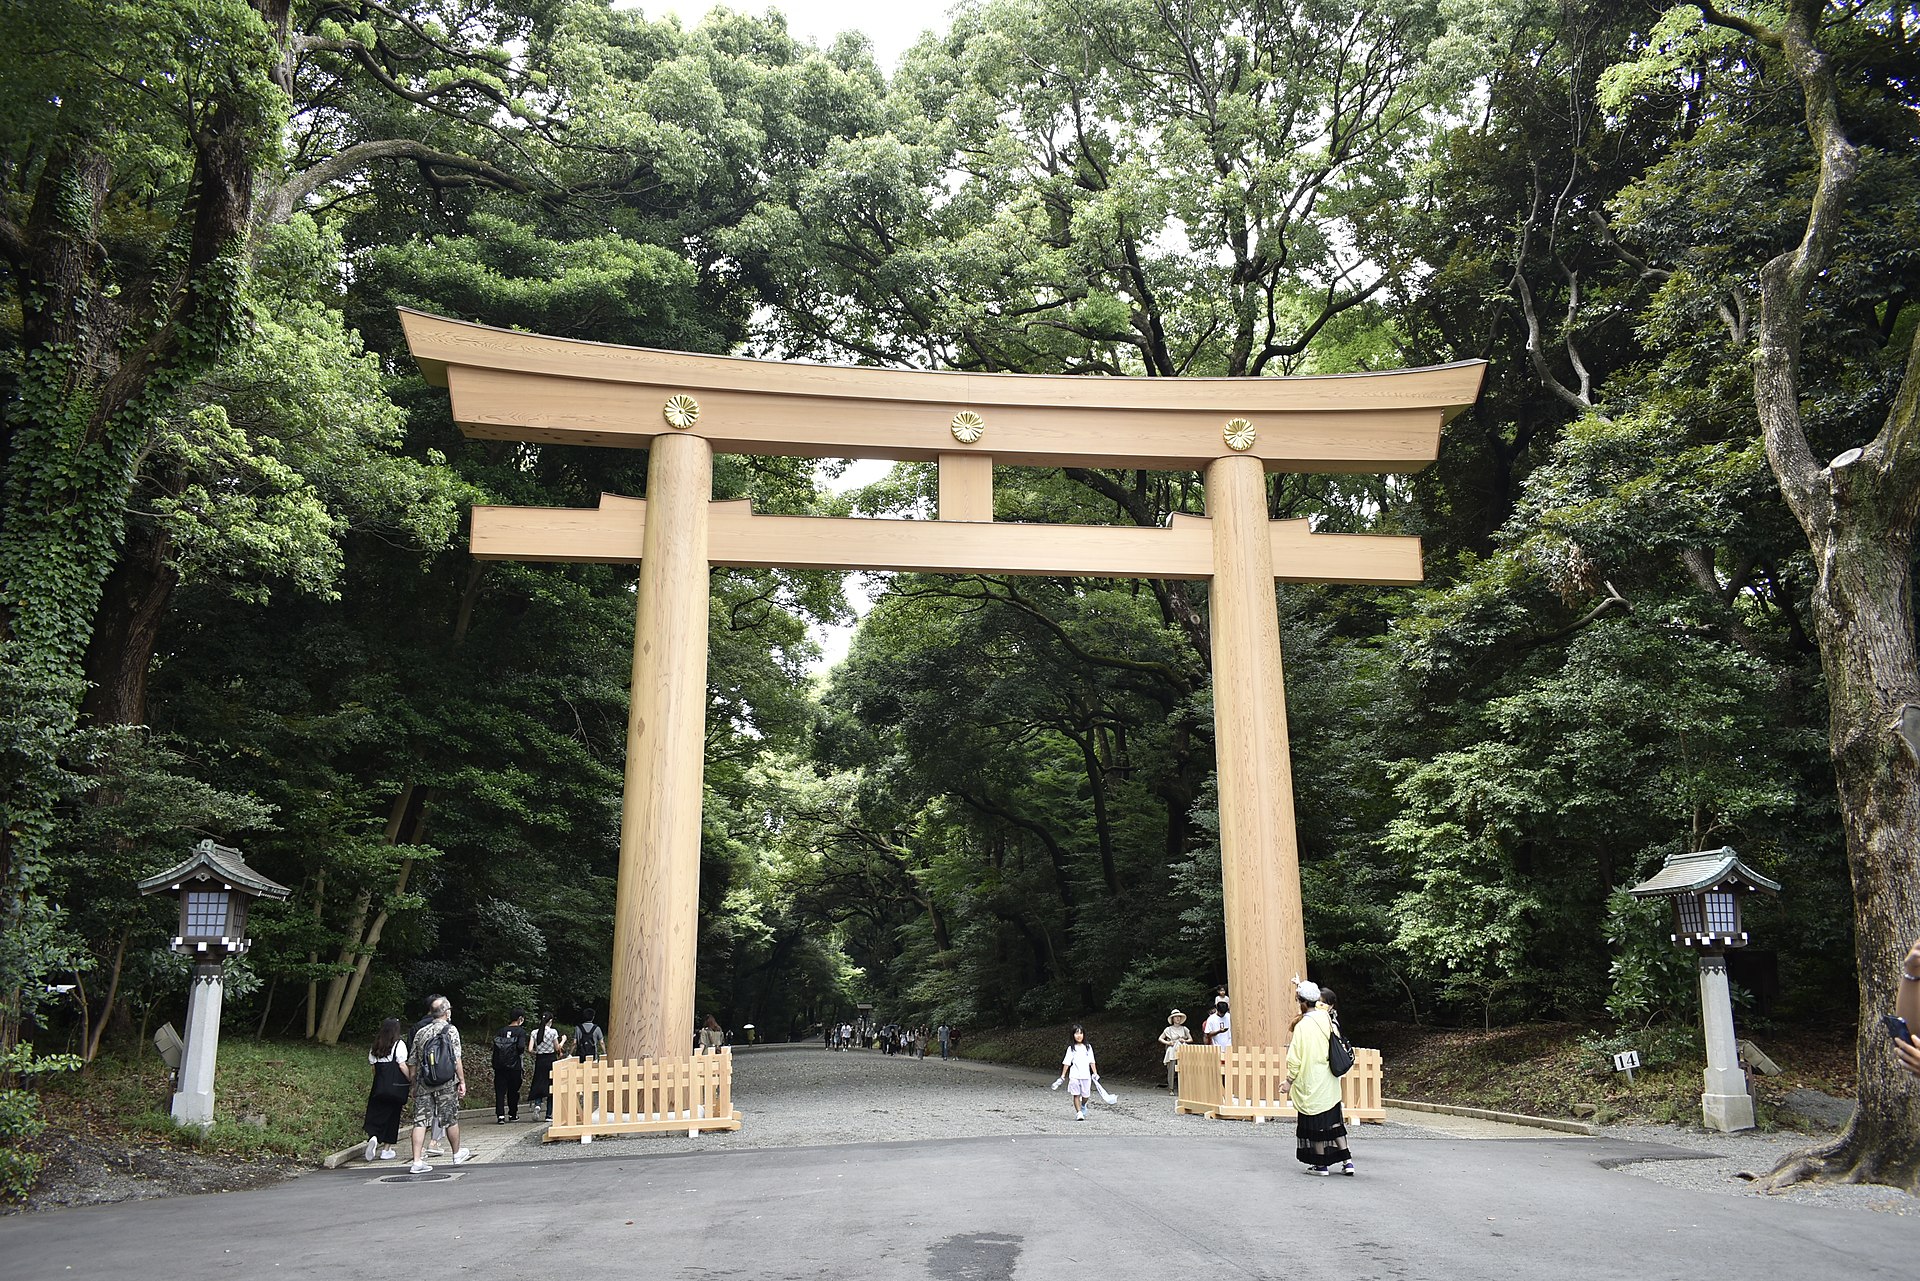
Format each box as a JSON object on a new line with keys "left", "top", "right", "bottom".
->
{"left": 320, "top": 1106, "right": 501, "bottom": 1168}
{"left": 1383, "top": 1097, "right": 1595, "bottom": 1136}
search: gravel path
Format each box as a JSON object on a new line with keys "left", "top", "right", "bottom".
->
{"left": 484, "top": 1045, "right": 1917, "bottom": 1216}
{"left": 1597, "top": 1121, "right": 1917, "bottom": 1215}
{"left": 507, "top": 1045, "right": 1303, "bottom": 1158}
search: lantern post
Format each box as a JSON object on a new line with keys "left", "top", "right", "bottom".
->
{"left": 137, "top": 840, "right": 291, "bottom": 1128}
{"left": 1628, "top": 846, "right": 1780, "bottom": 1132}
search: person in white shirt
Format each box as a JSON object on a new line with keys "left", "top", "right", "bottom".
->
{"left": 1202, "top": 998, "right": 1231, "bottom": 1050}
{"left": 1057, "top": 1025, "right": 1099, "bottom": 1120}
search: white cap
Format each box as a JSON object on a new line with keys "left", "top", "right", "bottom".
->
{"left": 1295, "top": 980, "right": 1322, "bottom": 1004}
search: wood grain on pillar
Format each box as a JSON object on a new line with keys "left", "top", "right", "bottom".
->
{"left": 1205, "top": 454, "right": 1308, "bottom": 1049}
{"left": 937, "top": 453, "right": 994, "bottom": 522}
{"left": 610, "top": 432, "right": 712, "bottom": 1060}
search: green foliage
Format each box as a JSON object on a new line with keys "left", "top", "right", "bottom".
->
{"left": 0, "top": 1041, "right": 81, "bottom": 1201}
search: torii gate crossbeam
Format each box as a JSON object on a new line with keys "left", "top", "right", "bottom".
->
{"left": 401, "top": 309, "right": 1484, "bottom": 1060}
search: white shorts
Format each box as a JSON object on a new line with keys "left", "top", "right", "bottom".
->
{"left": 1068, "top": 1077, "right": 1092, "bottom": 1098}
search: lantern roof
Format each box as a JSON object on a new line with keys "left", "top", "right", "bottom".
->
{"left": 137, "top": 839, "right": 291, "bottom": 901}
{"left": 1627, "top": 846, "right": 1780, "bottom": 899}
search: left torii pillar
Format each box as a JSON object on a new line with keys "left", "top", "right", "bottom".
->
{"left": 611, "top": 432, "right": 712, "bottom": 1061}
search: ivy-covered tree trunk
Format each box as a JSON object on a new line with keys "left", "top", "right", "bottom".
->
{"left": 0, "top": 2, "right": 283, "bottom": 1044}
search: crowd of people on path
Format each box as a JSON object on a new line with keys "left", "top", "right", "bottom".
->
{"left": 823, "top": 1017, "right": 946, "bottom": 1057}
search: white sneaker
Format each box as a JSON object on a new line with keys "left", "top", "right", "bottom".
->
{"left": 409, "top": 1160, "right": 431, "bottom": 1174}
{"left": 425, "top": 1145, "right": 445, "bottom": 1158}
{"left": 451, "top": 1147, "right": 474, "bottom": 1165}
{"left": 379, "top": 1148, "right": 397, "bottom": 1160}
{"left": 363, "top": 1137, "right": 379, "bottom": 1163}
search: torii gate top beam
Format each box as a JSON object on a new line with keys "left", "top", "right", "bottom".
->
{"left": 400, "top": 309, "right": 1483, "bottom": 474}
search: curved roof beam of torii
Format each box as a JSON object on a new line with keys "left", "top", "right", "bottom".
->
{"left": 399, "top": 309, "right": 1485, "bottom": 474}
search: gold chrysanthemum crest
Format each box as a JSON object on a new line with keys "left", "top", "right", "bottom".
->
{"left": 1223, "top": 418, "right": 1257, "bottom": 451}
{"left": 950, "top": 410, "right": 986, "bottom": 444}
{"left": 662, "top": 394, "right": 701, "bottom": 429}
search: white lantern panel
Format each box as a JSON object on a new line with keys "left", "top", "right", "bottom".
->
{"left": 1704, "top": 891, "right": 1739, "bottom": 935}
{"left": 184, "top": 889, "right": 230, "bottom": 936}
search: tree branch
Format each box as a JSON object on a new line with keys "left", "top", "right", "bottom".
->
{"left": 258, "top": 138, "right": 530, "bottom": 227}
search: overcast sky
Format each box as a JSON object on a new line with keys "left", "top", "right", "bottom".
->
{"left": 620, "top": 0, "right": 959, "bottom": 70}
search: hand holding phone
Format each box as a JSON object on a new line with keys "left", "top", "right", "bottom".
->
{"left": 1887, "top": 1015, "right": 1913, "bottom": 1045}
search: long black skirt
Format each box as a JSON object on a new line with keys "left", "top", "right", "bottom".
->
{"left": 529, "top": 1051, "right": 556, "bottom": 1101}
{"left": 364, "top": 1090, "right": 405, "bottom": 1144}
{"left": 1295, "top": 1101, "right": 1350, "bottom": 1167}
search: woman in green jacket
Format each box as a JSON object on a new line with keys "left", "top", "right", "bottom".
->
{"left": 1283, "top": 980, "right": 1353, "bottom": 1176}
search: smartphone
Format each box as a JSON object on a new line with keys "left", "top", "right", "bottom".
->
{"left": 1887, "top": 1015, "right": 1913, "bottom": 1045}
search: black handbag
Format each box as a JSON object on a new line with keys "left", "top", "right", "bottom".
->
{"left": 1326, "top": 1014, "right": 1355, "bottom": 1078}
{"left": 372, "top": 1057, "right": 410, "bottom": 1103}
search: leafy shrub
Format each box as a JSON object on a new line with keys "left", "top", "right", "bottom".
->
{"left": 1, "top": 1042, "right": 82, "bottom": 1201}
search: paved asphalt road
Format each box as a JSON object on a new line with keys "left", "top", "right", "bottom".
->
{"left": 3, "top": 1131, "right": 1914, "bottom": 1280}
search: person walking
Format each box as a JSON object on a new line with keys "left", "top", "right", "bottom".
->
{"left": 1057, "top": 1025, "right": 1098, "bottom": 1121}
{"left": 937, "top": 1023, "right": 951, "bottom": 1060}
{"left": 1283, "top": 980, "right": 1352, "bottom": 1176}
{"left": 573, "top": 1010, "right": 605, "bottom": 1059}
{"left": 404, "top": 996, "right": 471, "bottom": 1173}
{"left": 1158, "top": 1009, "right": 1192, "bottom": 1092}
{"left": 491, "top": 1009, "right": 530, "bottom": 1123}
{"left": 407, "top": 994, "right": 449, "bottom": 1158}
{"left": 527, "top": 1013, "right": 564, "bottom": 1121}
{"left": 361, "top": 1017, "right": 409, "bottom": 1163}
{"left": 699, "top": 1013, "right": 725, "bottom": 1050}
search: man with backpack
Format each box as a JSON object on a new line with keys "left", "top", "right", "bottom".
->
{"left": 573, "top": 1010, "right": 604, "bottom": 1060}
{"left": 492, "top": 1009, "right": 530, "bottom": 1123}
{"left": 405, "top": 995, "right": 472, "bottom": 1173}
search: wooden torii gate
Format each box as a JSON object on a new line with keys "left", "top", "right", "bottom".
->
{"left": 402, "top": 309, "right": 1483, "bottom": 1063}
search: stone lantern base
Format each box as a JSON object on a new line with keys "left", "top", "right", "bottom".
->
{"left": 171, "top": 966, "right": 224, "bottom": 1129}
{"left": 1698, "top": 954, "right": 1754, "bottom": 1133}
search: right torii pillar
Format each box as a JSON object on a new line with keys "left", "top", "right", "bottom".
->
{"left": 1206, "top": 454, "right": 1305, "bottom": 1049}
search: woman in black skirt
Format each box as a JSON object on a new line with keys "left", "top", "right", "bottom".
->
{"left": 1283, "top": 980, "right": 1352, "bottom": 1176}
{"left": 361, "top": 1017, "right": 410, "bottom": 1163}
{"left": 527, "top": 1012, "right": 565, "bottom": 1121}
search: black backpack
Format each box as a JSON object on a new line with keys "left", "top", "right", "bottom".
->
{"left": 492, "top": 1028, "right": 522, "bottom": 1071}
{"left": 1326, "top": 1013, "right": 1355, "bottom": 1078}
{"left": 417, "top": 1023, "right": 458, "bottom": 1087}
{"left": 575, "top": 1022, "right": 600, "bottom": 1056}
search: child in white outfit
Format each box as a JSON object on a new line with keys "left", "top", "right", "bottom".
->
{"left": 1058, "top": 1025, "right": 1098, "bottom": 1120}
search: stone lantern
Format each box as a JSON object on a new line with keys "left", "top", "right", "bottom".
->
{"left": 137, "top": 840, "right": 290, "bottom": 1128}
{"left": 1628, "top": 846, "right": 1779, "bottom": 1132}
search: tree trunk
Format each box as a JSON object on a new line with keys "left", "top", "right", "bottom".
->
{"left": 314, "top": 786, "right": 425, "bottom": 1043}
{"left": 80, "top": 521, "right": 177, "bottom": 728}
{"left": 304, "top": 871, "right": 324, "bottom": 1040}
{"left": 317, "top": 856, "right": 414, "bottom": 1044}
{"left": 81, "top": 930, "right": 129, "bottom": 1062}
{"left": 1767, "top": 532, "right": 1920, "bottom": 1190}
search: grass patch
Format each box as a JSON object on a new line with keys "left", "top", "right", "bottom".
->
{"left": 1363, "top": 1020, "right": 1857, "bottom": 1126}
{"left": 45, "top": 1038, "right": 380, "bottom": 1162}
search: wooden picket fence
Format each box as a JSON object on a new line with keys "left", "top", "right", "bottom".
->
{"left": 1175, "top": 1043, "right": 1385, "bottom": 1123}
{"left": 543, "top": 1047, "right": 742, "bottom": 1141}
